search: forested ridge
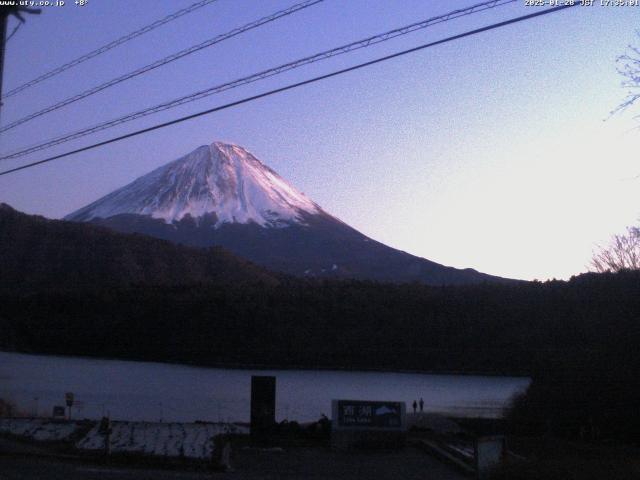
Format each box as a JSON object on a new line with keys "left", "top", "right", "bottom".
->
{"left": 0, "top": 203, "right": 280, "bottom": 291}
{"left": 2, "top": 271, "right": 638, "bottom": 377}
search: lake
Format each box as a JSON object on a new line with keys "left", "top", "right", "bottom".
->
{"left": 0, "top": 351, "right": 530, "bottom": 423}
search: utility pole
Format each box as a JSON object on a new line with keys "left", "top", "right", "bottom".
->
{"left": 0, "top": 9, "right": 8, "bottom": 117}
{"left": 0, "top": 6, "right": 41, "bottom": 119}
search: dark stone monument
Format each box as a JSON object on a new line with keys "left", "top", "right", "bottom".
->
{"left": 250, "top": 375, "right": 276, "bottom": 443}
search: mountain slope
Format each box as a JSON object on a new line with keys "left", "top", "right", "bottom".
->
{"left": 0, "top": 203, "right": 279, "bottom": 292}
{"left": 66, "top": 141, "right": 509, "bottom": 285}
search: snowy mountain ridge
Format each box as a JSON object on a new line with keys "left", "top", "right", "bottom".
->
{"left": 65, "top": 141, "right": 321, "bottom": 227}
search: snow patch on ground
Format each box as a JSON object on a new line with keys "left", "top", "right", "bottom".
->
{"left": 76, "top": 421, "right": 248, "bottom": 459}
{"left": 0, "top": 418, "right": 82, "bottom": 442}
{"left": 0, "top": 418, "right": 248, "bottom": 460}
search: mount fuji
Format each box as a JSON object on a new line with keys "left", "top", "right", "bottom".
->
{"left": 66, "top": 141, "right": 506, "bottom": 285}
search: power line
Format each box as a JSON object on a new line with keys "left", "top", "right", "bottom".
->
{"left": 0, "top": 0, "right": 323, "bottom": 134}
{"left": 0, "top": 4, "right": 578, "bottom": 178}
{"left": 0, "top": 0, "right": 516, "bottom": 160}
{"left": 1, "top": 0, "right": 219, "bottom": 100}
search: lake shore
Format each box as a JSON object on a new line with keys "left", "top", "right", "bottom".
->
{"left": 0, "top": 351, "right": 529, "bottom": 423}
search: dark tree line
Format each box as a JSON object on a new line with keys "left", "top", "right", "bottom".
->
{"left": 3, "top": 271, "right": 638, "bottom": 374}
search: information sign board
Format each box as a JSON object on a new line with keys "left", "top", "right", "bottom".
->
{"left": 332, "top": 400, "right": 405, "bottom": 431}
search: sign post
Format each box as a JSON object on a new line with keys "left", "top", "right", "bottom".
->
{"left": 65, "top": 392, "right": 74, "bottom": 420}
{"left": 331, "top": 399, "right": 406, "bottom": 450}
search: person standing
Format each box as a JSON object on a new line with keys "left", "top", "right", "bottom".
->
{"left": 419, "top": 398, "right": 424, "bottom": 413}
{"left": 412, "top": 400, "right": 417, "bottom": 413}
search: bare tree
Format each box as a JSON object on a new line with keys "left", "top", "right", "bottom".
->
{"left": 598, "top": 37, "right": 640, "bottom": 272}
{"left": 612, "top": 32, "right": 640, "bottom": 117}
{"left": 591, "top": 226, "right": 640, "bottom": 273}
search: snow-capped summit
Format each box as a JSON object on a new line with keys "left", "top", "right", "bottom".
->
{"left": 65, "top": 141, "right": 321, "bottom": 227}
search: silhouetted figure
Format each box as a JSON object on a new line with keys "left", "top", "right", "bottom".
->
{"left": 419, "top": 398, "right": 424, "bottom": 412}
{"left": 412, "top": 400, "right": 417, "bottom": 413}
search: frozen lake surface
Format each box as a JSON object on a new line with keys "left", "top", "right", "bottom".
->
{"left": 0, "top": 351, "right": 529, "bottom": 422}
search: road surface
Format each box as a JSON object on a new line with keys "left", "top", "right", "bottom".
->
{"left": 0, "top": 448, "right": 467, "bottom": 480}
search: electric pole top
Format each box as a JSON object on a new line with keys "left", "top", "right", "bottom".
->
{"left": 0, "top": 5, "right": 41, "bottom": 117}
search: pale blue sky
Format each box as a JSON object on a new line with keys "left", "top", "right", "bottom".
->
{"left": 1, "top": 0, "right": 639, "bottom": 280}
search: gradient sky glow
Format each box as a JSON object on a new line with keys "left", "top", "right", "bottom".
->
{"left": 1, "top": 0, "right": 639, "bottom": 281}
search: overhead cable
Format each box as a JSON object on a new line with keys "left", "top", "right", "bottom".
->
{"left": 0, "top": 4, "right": 578, "bottom": 178}
{"left": 0, "top": 0, "right": 323, "bottom": 133}
{"left": 0, "top": 0, "right": 515, "bottom": 159}
{"left": 2, "top": 0, "right": 220, "bottom": 100}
